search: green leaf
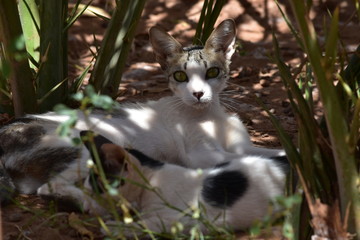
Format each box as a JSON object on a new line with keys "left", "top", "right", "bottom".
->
{"left": 54, "top": 103, "right": 75, "bottom": 116}
{"left": 64, "top": 0, "right": 94, "bottom": 32}
{"left": 71, "top": 92, "right": 84, "bottom": 102}
{"left": 274, "top": 0, "right": 304, "bottom": 50}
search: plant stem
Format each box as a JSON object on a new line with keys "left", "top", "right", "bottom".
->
{"left": 0, "top": 0, "right": 37, "bottom": 116}
{"left": 37, "top": 0, "right": 68, "bottom": 112}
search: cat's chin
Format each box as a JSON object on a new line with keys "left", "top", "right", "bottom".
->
{"left": 190, "top": 102, "right": 211, "bottom": 109}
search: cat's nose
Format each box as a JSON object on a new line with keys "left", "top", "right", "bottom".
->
{"left": 193, "top": 91, "right": 204, "bottom": 100}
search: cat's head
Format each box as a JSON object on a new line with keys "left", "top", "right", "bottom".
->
{"left": 149, "top": 19, "right": 236, "bottom": 109}
{"left": 80, "top": 131, "right": 156, "bottom": 200}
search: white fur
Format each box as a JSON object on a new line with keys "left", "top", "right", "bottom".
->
{"left": 33, "top": 96, "right": 282, "bottom": 170}
{"left": 101, "top": 152, "right": 286, "bottom": 236}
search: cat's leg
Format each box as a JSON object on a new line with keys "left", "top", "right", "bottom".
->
{"left": 36, "top": 159, "right": 107, "bottom": 215}
{"left": 37, "top": 180, "right": 107, "bottom": 215}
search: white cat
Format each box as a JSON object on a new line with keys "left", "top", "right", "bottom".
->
{"left": 0, "top": 19, "right": 285, "bottom": 214}
{"left": 81, "top": 132, "right": 288, "bottom": 237}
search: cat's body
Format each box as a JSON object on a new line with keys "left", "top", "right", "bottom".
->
{"left": 0, "top": 93, "right": 281, "bottom": 202}
{"left": 82, "top": 134, "right": 288, "bottom": 237}
{"left": 0, "top": 19, "right": 286, "bottom": 230}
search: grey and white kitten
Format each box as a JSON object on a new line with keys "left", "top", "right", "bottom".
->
{"left": 0, "top": 19, "right": 284, "bottom": 206}
{"left": 81, "top": 132, "right": 288, "bottom": 237}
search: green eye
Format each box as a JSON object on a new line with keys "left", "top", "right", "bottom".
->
{"left": 205, "top": 67, "right": 220, "bottom": 79}
{"left": 173, "top": 71, "right": 188, "bottom": 82}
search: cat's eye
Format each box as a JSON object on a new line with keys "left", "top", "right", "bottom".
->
{"left": 205, "top": 67, "right": 220, "bottom": 79}
{"left": 173, "top": 71, "right": 188, "bottom": 82}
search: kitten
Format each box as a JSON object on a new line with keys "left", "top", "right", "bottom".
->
{"left": 0, "top": 19, "right": 284, "bottom": 203}
{"left": 82, "top": 132, "right": 289, "bottom": 237}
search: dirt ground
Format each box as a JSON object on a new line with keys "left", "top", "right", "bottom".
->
{"left": 1, "top": 0, "right": 360, "bottom": 239}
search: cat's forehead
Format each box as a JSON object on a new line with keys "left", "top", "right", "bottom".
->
{"left": 183, "top": 47, "right": 205, "bottom": 63}
{"left": 172, "top": 46, "right": 225, "bottom": 68}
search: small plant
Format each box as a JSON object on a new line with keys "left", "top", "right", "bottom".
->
{"left": 268, "top": 1, "right": 360, "bottom": 239}
{"left": 0, "top": 0, "right": 146, "bottom": 116}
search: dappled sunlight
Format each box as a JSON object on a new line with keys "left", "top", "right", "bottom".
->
{"left": 125, "top": 107, "right": 156, "bottom": 131}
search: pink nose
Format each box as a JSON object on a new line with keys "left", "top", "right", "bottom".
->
{"left": 193, "top": 92, "right": 204, "bottom": 100}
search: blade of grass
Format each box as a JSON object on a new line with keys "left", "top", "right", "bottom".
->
{"left": 343, "top": 44, "right": 360, "bottom": 96}
{"left": 64, "top": 0, "right": 93, "bottom": 32}
{"left": 193, "top": 0, "right": 208, "bottom": 45}
{"left": 68, "top": 0, "right": 83, "bottom": 21}
{"left": 70, "top": 63, "right": 93, "bottom": 94}
{"left": 354, "top": 0, "right": 360, "bottom": 21}
{"left": 201, "top": 0, "right": 226, "bottom": 43}
{"left": 274, "top": 0, "right": 304, "bottom": 51}
{"left": 255, "top": 96, "right": 301, "bottom": 168}
{"left": 348, "top": 98, "right": 360, "bottom": 155}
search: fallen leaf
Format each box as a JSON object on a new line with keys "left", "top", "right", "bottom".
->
{"left": 68, "top": 212, "right": 94, "bottom": 240}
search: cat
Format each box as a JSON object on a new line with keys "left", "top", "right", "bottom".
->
{"left": 0, "top": 19, "right": 284, "bottom": 205}
{"left": 81, "top": 131, "right": 289, "bottom": 237}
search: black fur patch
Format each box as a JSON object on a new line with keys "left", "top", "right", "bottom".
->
{"left": 270, "top": 156, "right": 290, "bottom": 173}
{"left": 183, "top": 45, "right": 204, "bottom": 52}
{"left": 202, "top": 170, "right": 248, "bottom": 209}
{"left": 126, "top": 149, "right": 164, "bottom": 169}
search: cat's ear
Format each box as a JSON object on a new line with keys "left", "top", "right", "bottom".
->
{"left": 80, "top": 131, "right": 125, "bottom": 173}
{"left": 149, "top": 26, "right": 183, "bottom": 70}
{"left": 204, "top": 19, "right": 236, "bottom": 60}
{"left": 100, "top": 143, "right": 127, "bottom": 173}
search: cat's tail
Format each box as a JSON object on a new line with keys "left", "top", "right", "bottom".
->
{"left": 0, "top": 149, "right": 16, "bottom": 204}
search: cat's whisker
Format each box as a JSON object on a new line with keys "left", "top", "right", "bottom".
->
{"left": 226, "top": 81, "right": 245, "bottom": 88}
{"left": 221, "top": 101, "right": 238, "bottom": 112}
{"left": 163, "top": 98, "right": 184, "bottom": 117}
{"left": 220, "top": 97, "right": 243, "bottom": 112}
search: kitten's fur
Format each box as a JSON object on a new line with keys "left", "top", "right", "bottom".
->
{"left": 0, "top": 19, "right": 284, "bottom": 207}
{"left": 82, "top": 132, "right": 288, "bottom": 236}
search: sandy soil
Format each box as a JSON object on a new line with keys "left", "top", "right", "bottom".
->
{"left": 1, "top": 0, "right": 359, "bottom": 239}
